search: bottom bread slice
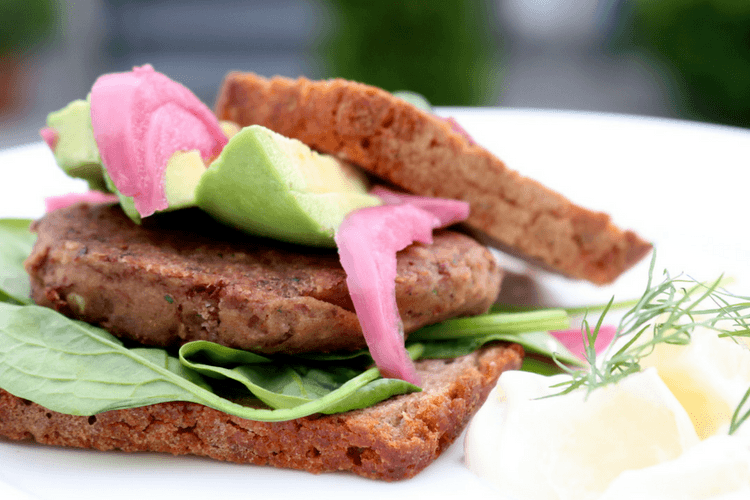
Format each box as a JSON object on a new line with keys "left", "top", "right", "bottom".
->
{"left": 0, "top": 343, "right": 522, "bottom": 481}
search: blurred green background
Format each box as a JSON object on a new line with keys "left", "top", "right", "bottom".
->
{"left": 321, "top": 0, "right": 500, "bottom": 106}
{"left": 0, "top": 0, "right": 56, "bottom": 55}
{"left": 626, "top": 0, "right": 750, "bottom": 128}
{"left": 1, "top": 0, "right": 749, "bottom": 149}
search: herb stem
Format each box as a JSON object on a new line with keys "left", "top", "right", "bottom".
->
{"left": 407, "top": 309, "right": 570, "bottom": 341}
{"left": 730, "top": 386, "right": 750, "bottom": 435}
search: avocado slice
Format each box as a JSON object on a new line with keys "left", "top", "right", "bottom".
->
{"left": 45, "top": 96, "right": 213, "bottom": 224}
{"left": 164, "top": 150, "right": 206, "bottom": 210}
{"left": 196, "top": 125, "right": 381, "bottom": 247}
{"left": 101, "top": 150, "right": 206, "bottom": 224}
{"left": 44, "top": 98, "right": 107, "bottom": 191}
{"left": 102, "top": 169, "right": 140, "bottom": 223}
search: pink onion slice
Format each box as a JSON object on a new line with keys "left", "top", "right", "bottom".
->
{"left": 90, "top": 64, "right": 227, "bottom": 218}
{"left": 45, "top": 191, "right": 120, "bottom": 213}
{"left": 335, "top": 194, "right": 470, "bottom": 384}
{"left": 550, "top": 325, "right": 617, "bottom": 362}
{"left": 39, "top": 127, "right": 59, "bottom": 152}
{"left": 370, "top": 186, "right": 469, "bottom": 227}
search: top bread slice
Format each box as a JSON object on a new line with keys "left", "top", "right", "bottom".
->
{"left": 215, "top": 72, "right": 651, "bottom": 285}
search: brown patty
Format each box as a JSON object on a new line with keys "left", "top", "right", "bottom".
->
{"left": 25, "top": 203, "right": 502, "bottom": 354}
{"left": 0, "top": 342, "right": 523, "bottom": 481}
{"left": 215, "top": 72, "right": 652, "bottom": 284}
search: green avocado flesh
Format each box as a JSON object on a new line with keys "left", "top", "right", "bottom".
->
{"left": 102, "top": 170, "right": 140, "bottom": 224}
{"left": 46, "top": 99, "right": 206, "bottom": 223}
{"left": 164, "top": 150, "right": 205, "bottom": 210}
{"left": 47, "top": 99, "right": 379, "bottom": 246}
{"left": 107, "top": 150, "right": 205, "bottom": 225}
{"left": 196, "top": 125, "right": 381, "bottom": 247}
{"left": 46, "top": 98, "right": 107, "bottom": 191}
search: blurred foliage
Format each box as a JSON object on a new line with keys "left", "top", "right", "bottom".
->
{"left": 628, "top": 0, "right": 750, "bottom": 128}
{"left": 0, "top": 0, "right": 56, "bottom": 55}
{"left": 320, "top": 0, "right": 500, "bottom": 106}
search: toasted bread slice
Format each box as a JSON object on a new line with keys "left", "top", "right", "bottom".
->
{"left": 0, "top": 342, "right": 522, "bottom": 480}
{"left": 25, "top": 204, "right": 502, "bottom": 354}
{"left": 215, "top": 72, "right": 651, "bottom": 284}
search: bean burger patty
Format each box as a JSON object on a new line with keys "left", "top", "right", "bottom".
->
{"left": 25, "top": 203, "right": 502, "bottom": 354}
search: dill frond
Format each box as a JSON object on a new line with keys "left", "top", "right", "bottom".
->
{"left": 550, "top": 254, "right": 750, "bottom": 438}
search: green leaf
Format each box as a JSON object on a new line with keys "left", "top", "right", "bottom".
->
{"left": 0, "top": 302, "right": 420, "bottom": 421}
{"left": 323, "top": 376, "right": 419, "bottom": 414}
{"left": 179, "top": 341, "right": 419, "bottom": 412}
{"left": 0, "top": 219, "right": 35, "bottom": 304}
{"left": 491, "top": 298, "right": 641, "bottom": 316}
{"left": 293, "top": 349, "right": 373, "bottom": 363}
{"left": 130, "top": 347, "right": 213, "bottom": 392}
{"left": 414, "top": 330, "right": 584, "bottom": 367}
{"left": 521, "top": 356, "right": 565, "bottom": 376}
{"left": 0, "top": 302, "right": 209, "bottom": 414}
{"left": 408, "top": 309, "right": 570, "bottom": 341}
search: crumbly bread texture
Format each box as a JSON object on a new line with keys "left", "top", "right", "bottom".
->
{"left": 25, "top": 204, "right": 502, "bottom": 354}
{"left": 0, "top": 343, "right": 522, "bottom": 481}
{"left": 215, "top": 72, "right": 652, "bottom": 284}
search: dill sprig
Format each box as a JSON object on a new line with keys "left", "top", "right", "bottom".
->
{"left": 548, "top": 255, "right": 750, "bottom": 438}
{"left": 730, "top": 388, "right": 750, "bottom": 435}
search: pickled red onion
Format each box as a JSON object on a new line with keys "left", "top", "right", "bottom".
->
{"left": 551, "top": 325, "right": 617, "bottom": 362}
{"left": 335, "top": 193, "right": 470, "bottom": 383}
{"left": 370, "top": 186, "right": 470, "bottom": 227}
{"left": 39, "top": 127, "right": 58, "bottom": 152}
{"left": 45, "top": 191, "right": 120, "bottom": 212}
{"left": 90, "top": 64, "right": 226, "bottom": 218}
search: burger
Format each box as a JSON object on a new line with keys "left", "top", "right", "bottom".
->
{"left": 0, "top": 66, "right": 650, "bottom": 480}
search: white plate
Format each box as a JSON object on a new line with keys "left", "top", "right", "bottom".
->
{"left": 1, "top": 109, "right": 749, "bottom": 499}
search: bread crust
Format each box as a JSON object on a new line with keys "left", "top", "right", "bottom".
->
{"left": 215, "top": 72, "right": 651, "bottom": 284}
{"left": 0, "top": 343, "right": 522, "bottom": 481}
{"left": 25, "top": 204, "right": 502, "bottom": 354}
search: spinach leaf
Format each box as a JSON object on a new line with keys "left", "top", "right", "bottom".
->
{"left": 180, "top": 341, "right": 420, "bottom": 412}
{"left": 130, "top": 347, "right": 213, "bottom": 391}
{"left": 0, "top": 302, "right": 209, "bottom": 414}
{"left": 414, "top": 330, "right": 584, "bottom": 367}
{"left": 407, "top": 309, "right": 570, "bottom": 341}
{"left": 520, "top": 356, "right": 568, "bottom": 376}
{"left": 293, "top": 349, "right": 373, "bottom": 363}
{"left": 0, "top": 219, "right": 35, "bottom": 304}
{"left": 0, "top": 302, "right": 419, "bottom": 420}
{"left": 323, "top": 376, "right": 420, "bottom": 413}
